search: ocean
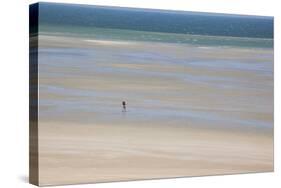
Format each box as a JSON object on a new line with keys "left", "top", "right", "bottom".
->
{"left": 37, "top": 2, "right": 273, "bottom": 48}
{"left": 37, "top": 3, "right": 273, "bottom": 130}
{"left": 38, "top": 2, "right": 273, "bottom": 38}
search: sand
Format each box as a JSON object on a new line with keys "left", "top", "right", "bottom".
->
{"left": 38, "top": 122, "right": 273, "bottom": 186}
{"left": 37, "top": 35, "right": 273, "bottom": 186}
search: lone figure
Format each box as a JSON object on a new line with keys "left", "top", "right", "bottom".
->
{"left": 122, "top": 101, "right": 126, "bottom": 112}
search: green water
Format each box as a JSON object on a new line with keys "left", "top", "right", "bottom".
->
{"left": 39, "top": 24, "right": 273, "bottom": 49}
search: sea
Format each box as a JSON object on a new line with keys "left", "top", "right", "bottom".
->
{"left": 36, "top": 2, "right": 274, "bottom": 131}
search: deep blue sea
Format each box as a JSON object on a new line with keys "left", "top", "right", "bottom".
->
{"left": 38, "top": 2, "right": 273, "bottom": 38}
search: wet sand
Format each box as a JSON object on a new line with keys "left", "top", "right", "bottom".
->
{"left": 38, "top": 35, "right": 273, "bottom": 186}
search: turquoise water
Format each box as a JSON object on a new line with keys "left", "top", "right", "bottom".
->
{"left": 38, "top": 2, "right": 273, "bottom": 38}
{"left": 37, "top": 2, "right": 273, "bottom": 48}
{"left": 39, "top": 24, "right": 273, "bottom": 49}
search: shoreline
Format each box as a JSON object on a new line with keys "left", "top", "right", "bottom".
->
{"left": 37, "top": 32, "right": 274, "bottom": 50}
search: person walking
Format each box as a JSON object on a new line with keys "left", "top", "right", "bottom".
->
{"left": 122, "top": 101, "right": 126, "bottom": 112}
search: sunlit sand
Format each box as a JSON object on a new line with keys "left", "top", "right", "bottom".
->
{"left": 37, "top": 35, "right": 273, "bottom": 186}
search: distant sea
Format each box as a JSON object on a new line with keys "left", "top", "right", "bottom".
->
{"left": 37, "top": 2, "right": 273, "bottom": 48}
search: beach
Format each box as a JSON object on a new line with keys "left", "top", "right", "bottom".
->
{"left": 38, "top": 34, "right": 273, "bottom": 186}
{"left": 39, "top": 122, "right": 272, "bottom": 186}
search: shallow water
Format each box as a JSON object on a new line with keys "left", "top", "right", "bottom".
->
{"left": 38, "top": 32, "right": 273, "bottom": 132}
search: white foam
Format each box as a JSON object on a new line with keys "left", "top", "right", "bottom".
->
{"left": 84, "top": 39, "right": 135, "bottom": 46}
